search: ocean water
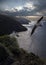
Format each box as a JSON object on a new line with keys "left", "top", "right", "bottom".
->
{"left": 16, "top": 21, "right": 46, "bottom": 59}
{"left": 10, "top": 20, "right": 46, "bottom": 59}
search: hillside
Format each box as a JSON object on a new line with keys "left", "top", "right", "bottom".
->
{"left": 0, "top": 14, "right": 27, "bottom": 36}
{"left": 0, "top": 36, "right": 45, "bottom": 65}
{"left": 15, "top": 17, "right": 31, "bottom": 24}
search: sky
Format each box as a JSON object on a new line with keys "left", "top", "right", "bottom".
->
{"left": 0, "top": 0, "right": 46, "bottom": 16}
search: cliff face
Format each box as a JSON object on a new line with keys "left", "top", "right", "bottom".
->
{"left": 0, "top": 14, "right": 27, "bottom": 35}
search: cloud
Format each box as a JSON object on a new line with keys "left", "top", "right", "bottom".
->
{"left": 0, "top": 0, "right": 7, "bottom": 3}
{"left": 15, "top": 6, "right": 23, "bottom": 11}
{"left": 0, "top": 0, "right": 46, "bottom": 16}
{"left": 32, "top": 0, "right": 46, "bottom": 13}
{"left": 36, "top": 12, "right": 43, "bottom": 16}
{"left": 29, "top": 0, "right": 46, "bottom": 16}
{"left": 4, "top": 2, "right": 36, "bottom": 12}
{"left": 4, "top": 6, "right": 23, "bottom": 12}
{"left": 5, "top": 8, "right": 17, "bottom": 12}
{"left": 24, "top": 2, "right": 36, "bottom": 10}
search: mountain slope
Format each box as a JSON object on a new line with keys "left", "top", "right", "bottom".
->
{"left": 0, "top": 14, "right": 27, "bottom": 35}
{"left": 15, "top": 17, "right": 30, "bottom": 24}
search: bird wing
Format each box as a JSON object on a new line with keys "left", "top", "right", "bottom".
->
{"left": 37, "top": 16, "right": 43, "bottom": 24}
{"left": 31, "top": 25, "right": 37, "bottom": 36}
{"left": 31, "top": 16, "right": 43, "bottom": 36}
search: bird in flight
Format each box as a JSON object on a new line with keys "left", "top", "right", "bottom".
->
{"left": 30, "top": 16, "right": 43, "bottom": 36}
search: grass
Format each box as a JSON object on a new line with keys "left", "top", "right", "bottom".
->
{"left": 0, "top": 35, "right": 45, "bottom": 65}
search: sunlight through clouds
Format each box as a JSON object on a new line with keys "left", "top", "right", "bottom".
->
{"left": 0, "top": 0, "right": 46, "bottom": 16}
{"left": 24, "top": 2, "right": 36, "bottom": 10}
{"left": 5, "top": 6, "right": 23, "bottom": 12}
{"left": 15, "top": 6, "right": 23, "bottom": 11}
{"left": 5, "top": 8, "right": 17, "bottom": 12}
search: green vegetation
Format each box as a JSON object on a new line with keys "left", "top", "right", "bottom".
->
{"left": 0, "top": 36, "right": 19, "bottom": 48}
{"left": 0, "top": 35, "right": 45, "bottom": 65}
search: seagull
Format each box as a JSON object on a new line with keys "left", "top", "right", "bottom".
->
{"left": 30, "top": 16, "right": 43, "bottom": 36}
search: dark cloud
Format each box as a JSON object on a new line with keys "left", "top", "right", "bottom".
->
{"left": 34, "top": 0, "right": 46, "bottom": 10}
{"left": 0, "top": 0, "right": 46, "bottom": 16}
{"left": 28, "top": 0, "right": 46, "bottom": 15}
{"left": 0, "top": 0, "right": 8, "bottom": 3}
{"left": 0, "top": 0, "right": 8, "bottom": 1}
{"left": 38, "top": 0, "right": 46, "bottom": 11}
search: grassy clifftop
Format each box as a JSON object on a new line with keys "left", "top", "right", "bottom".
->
{"left": 0, "top": 36, "right": 45, "bottom": 65}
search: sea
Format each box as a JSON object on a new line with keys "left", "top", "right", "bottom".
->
{"left": 10, "top": 20, "right": 46, "bottom": 59}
